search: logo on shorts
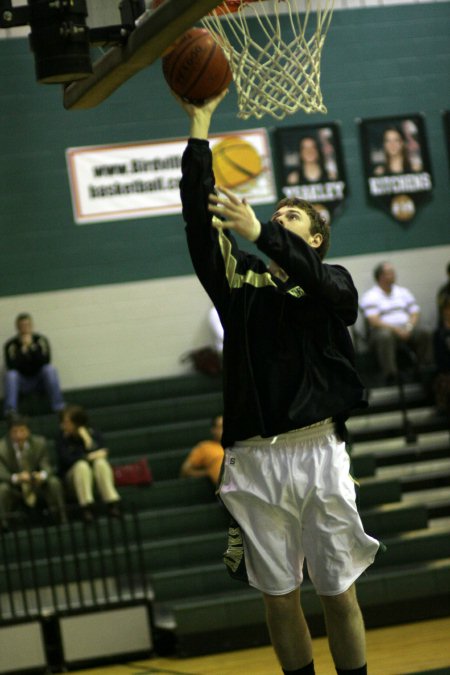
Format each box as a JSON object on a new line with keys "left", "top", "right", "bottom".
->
{"left": 229, "top": 456, "right": 236, "bottom": 465}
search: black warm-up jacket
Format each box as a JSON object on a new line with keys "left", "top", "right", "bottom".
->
{"left": 180, "top": 138, "right": 366, "bottom": 448}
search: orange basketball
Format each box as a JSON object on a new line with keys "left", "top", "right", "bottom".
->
{"left": 162, "top": 28, "right": 232, "bottom": 103}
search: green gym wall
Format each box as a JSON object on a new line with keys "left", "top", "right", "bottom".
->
{"left": 0, "top": 3, "right": 449, "bottom": 299}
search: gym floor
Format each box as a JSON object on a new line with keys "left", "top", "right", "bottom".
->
{"left": 71, "top": 616, "right": 450, "bottom": 675}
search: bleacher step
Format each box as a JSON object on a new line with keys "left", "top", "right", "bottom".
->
{"left": 159, "top": 559, "right": 450, "bottom": 657}
{"left": 351, "top": 430, "right": 450, "bottom": 461}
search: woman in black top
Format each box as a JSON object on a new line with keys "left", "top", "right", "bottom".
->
{"left": 56, "top": 404, "right": 121, "bottom": 521}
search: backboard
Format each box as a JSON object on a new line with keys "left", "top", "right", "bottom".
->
{"left": 63, "top": 0, "right": 224, "bottom": 110}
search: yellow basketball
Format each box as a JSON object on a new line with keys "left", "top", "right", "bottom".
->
{"left": 212, "top": 137, "right": 263, "bottom": 189}
{"left": 390, "top": 194, "right": 415, "bottom": 222}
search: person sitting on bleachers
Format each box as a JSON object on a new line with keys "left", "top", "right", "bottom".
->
{"left": 436, "top": 262, "right": 450, "bottom": 323}
{"left": 0, "top": 414, "right": 67, "bottom": 530}
{"left": 180, "top": 415, "right": 224, "bottom": 486}
{"left": 433, "top": 294, "right": 450, "bottom": 418}
{"left": 55, "top": 405, "right": 121, "bottom": 522}
{"left": 3, "top": 312, "right": 65, "bottom": 418}
{"left": 360, "top": 262, "right": 433, "bottom": 384}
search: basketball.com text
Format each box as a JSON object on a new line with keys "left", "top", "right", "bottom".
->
{"left": 89, "top": 155, "right": 182, "bottom": 198}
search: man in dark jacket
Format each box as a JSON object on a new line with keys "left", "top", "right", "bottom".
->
{"left": 178, "top": 91, "right": 379, "bottom": 675}
{"left": 3, "top": 313, "right": 65, "bottom": 416}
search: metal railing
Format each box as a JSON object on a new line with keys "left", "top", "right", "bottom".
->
{"left": 0, "top": 504, "right": 150, "bottom": 622}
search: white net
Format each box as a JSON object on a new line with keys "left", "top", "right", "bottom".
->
{"left": 201, "top": 0, "right": 335, "bottom": 120}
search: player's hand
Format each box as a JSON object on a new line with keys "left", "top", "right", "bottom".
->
{"left": 208, "top": 187, "right": 261, "bottom": 242}
{"left": 173, "top": 89, "right": 228, "bottom": 116}
{"left": 172, "top": 89, "right": 228, "bottom": 139}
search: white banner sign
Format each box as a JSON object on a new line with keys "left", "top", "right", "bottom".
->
{"left": 66, "top": 129, "right": 276, "bottom": 225}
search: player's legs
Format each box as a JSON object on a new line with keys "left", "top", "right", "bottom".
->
{"left": 320, "top": 584, "right": 366, "bottom": 671}
{"left": 263, "top": 587, "right": 314, "bottom": 672}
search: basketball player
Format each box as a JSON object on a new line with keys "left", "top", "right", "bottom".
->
{"left": 177, "top": 90, "right": 379, "bottom": 675}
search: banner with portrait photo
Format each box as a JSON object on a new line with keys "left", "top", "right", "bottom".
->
{"left": 359, "top": 114, "right": 433, "bottom": 223}
{"left": 275, "top": 123, "right": 347, "bottom": 225}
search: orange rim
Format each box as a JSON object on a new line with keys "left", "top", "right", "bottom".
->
{"left": 211, "top": 1, "right": 259, "bottom": 16}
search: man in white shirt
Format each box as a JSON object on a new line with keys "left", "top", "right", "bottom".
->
{"left": 360, "top": 262, "right": 433, "bottom": 383}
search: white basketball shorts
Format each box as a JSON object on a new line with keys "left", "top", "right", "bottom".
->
{"left": 219, "top": 419, "right": 380, "bottom": 596}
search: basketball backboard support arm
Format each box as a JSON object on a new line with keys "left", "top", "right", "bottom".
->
{"left": 63, "top": 0, "right": 224, "bottom": 110}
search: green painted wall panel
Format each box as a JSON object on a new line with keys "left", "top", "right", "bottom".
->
{"left": 0, "top": 3, "right": 449, "bottom": 297}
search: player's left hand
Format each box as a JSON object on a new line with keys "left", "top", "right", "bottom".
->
{"left": 208, "top": 187, "right": 261, "bottom": 242}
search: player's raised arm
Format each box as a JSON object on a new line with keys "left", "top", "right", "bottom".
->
{"left": 173, "top": 89, "right": 229, "bottom": 140}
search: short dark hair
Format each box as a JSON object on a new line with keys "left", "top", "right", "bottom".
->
{"left": 63, "top": 405, "right": 89, "bottom": 428}
{"left": 16, "top": 312, "right": 32, "bottom": 325}
{"left": 275, "top": 197, "right": 330, "bottom": 260}
{"left": 374, "top": 262, "right": 389, "bottom": 281}
{"left": 8, "top": 414, "right": 30, "bottom": 430}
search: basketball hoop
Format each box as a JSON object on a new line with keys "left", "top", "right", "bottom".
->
{"left": 201, "top": 0, "right": 334, "bottom": 120}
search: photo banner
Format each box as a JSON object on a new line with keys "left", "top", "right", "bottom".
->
{"left": 359, "top": 114, "right": 433, "bottom": 223}
{"left": 66, "top": 129, "right": 276, "bottom": 224}
{"left": 275, "top": 123, "right": 347, "bottom": 225}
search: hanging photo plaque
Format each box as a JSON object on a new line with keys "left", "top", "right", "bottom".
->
{"left": 359, "top": 114, "right": 433, "bottom": 223}
{"left": 275, "top": 123, "right": 347, "bottom": 225}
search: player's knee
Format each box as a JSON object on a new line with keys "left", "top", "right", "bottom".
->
{"left": 263, "top": 588, "right": 300, "bottom": 613}
{"left": 319, "top": 585, "right": 359, "bottom": 617}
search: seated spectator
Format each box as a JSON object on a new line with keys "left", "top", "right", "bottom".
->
{"left": 0, "top": 415, "right": 67, "bottom": 530}
{"left": 3, "top": 313, "right": 65, "bottom": 417}
{"left": 180, "top": 415, "right": 224, "bottom": 486}
{"left": 436, "top": 262, "right": 450, "bottom": 322}
{"left": 360, "top": 262, "right": 433, "bottom": 384}
{"left": 56, "top": 405, "right": 121, "bottom": 522}
{"left": 433, "top": 294, "right": 450, "bottom": 417}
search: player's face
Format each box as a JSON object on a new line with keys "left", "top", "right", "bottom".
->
{"left": 271, "top": 206, "right": 316, "bottom": 245}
